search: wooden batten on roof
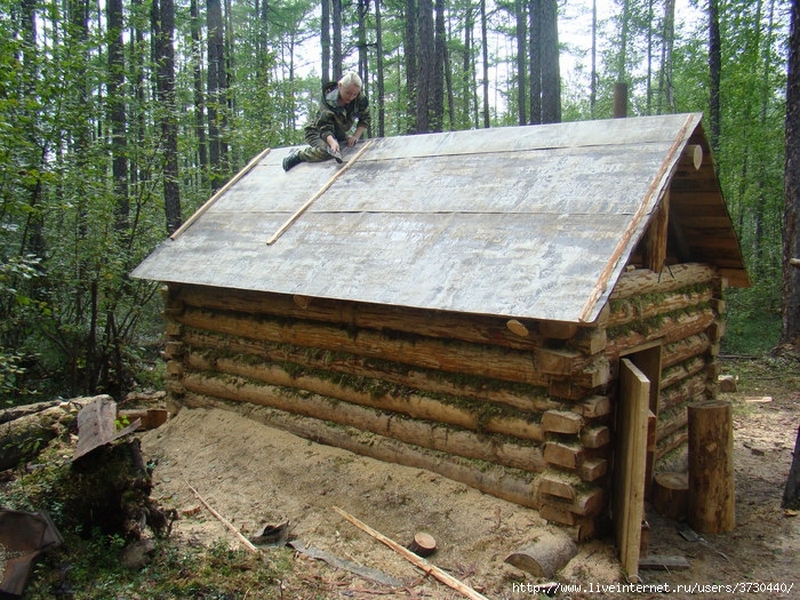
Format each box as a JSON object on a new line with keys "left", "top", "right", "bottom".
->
{"left": 133, "top": 114, "right": 748, "bottom": 551}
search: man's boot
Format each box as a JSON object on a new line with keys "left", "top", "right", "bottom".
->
{"left": 282, "top": 150, "right": 302, "bottom": 172}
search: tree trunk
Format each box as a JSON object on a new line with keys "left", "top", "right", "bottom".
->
{"left": 374, "top": 0, "right": 385, "bottom": 137}
{"left": 432, "top": 0, "right": 445, "bottom": 132}
{"left": 617, "top": 0, "right": 630, "bottom": 82}
{"left": 357, "top": 0, "right": 369, "bottom": 106}
{"left": 515, "top": 0, "right": 527, "bottom": 125}
{"left": 404, "top": 0, "right": 417, "bottom": 133}
{"left": 480, "top": 0, "right": 490, "bottom": 128}
{"left": 321, "top": 0, "right": 330, "bottom": 83}
{"left": 708, "top": 0, "right": 721, "bottom": 154}
{"left": 463, "top": 4, "right": 476, "bottom": 127}
{"left": 782, "top": 0, "right": 800, "bottom": 349}
{"left": 540, "top": 0, "right": 560, "bottom": 123}
{"left": 207, "top": 0, "right": 224, "bottom": 191}
{"left": 155, "top": 0, "right": 181, "bottom": 235}
{"left": 416, "top": 0, "right": 435, "bottom": 132}
{"left": 332, "top": 0, "right": 343, "bottom": 81}
{"left": 529, "top": 0, "right": 542, "bottom": 124}
{"left": 191, "top": 0, "right": 208, "bottom": 191}
{"left": 590, "top": 0, "right": 597, "bottom": 118}
{"left": 658, "top": 0, "right": 676, "bottom": 114}
{"left": 107, "top": 0, "right": 128, "bottom": 232}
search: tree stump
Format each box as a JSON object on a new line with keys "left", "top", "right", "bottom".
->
{"left": 687, "top": 400, "right": 735, "bottom": 533}
{"left": 651, "top": 472, "right": 688, "bottom": 520}
{"left": 407, "top": 532, "right": 437, "bottom": 557}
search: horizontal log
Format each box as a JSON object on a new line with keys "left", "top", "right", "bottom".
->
{"left": 579, "top": 458, "right": 608, "bottom": 482}
{"left": 606, "top": 286, "right": 714, "bottom": 328}
{"left": 0, "top": 398, "right": 96, "bottom": 471}
{"left": 176, "top": 307, "right": 551, "bottom": 387}
{"left": 538, "top": 472, "right": 581, "bottom": 500}
{"left": 655, "top": 429, "right": 689, "bottom": 463}
{"left": 182, "top": 394, "right": 541, "bottom": 508}
{"left": 180, "top": 329, "right": 561, "bottom": 415}
{"left": 538, "top": 486, "right": 604, "bottom": 518}
{"left": 543, "top": 442, "right": 584, "bottom": 470}
{"left": 0, "top": 399, "right": 63, "bottom": 425}
{"left": 173, "top": 284, "right": 551, "bottom": 352}
{"left": 182, "top": 373, "right": 547, "bottom": 474}
{"left": 546, "top": 366, "right": 611, "bottom": 401}
{"left": 655, "top": 406, "right": 689, "bottom": 445}
{"left": 580, "top": 426, "right": 611, "bottom": 449}
{"left": 574, "top": 395, "right": 612, "bottom": 419}
{"left": 661, "top": 333, "right": 711, "bottom": 370}
{"left": 604, "top": 306, "right": 718, "bottom": 357}
{"left": 535, "top": 348, "right": 609, "bottom": 380}
{"left": 609, "top": 263, "right": 717, "bottom": 300}
{"left": 659, "top": 371, "right": 711, "bottom": 413}
{"left": 186, "top": 352, "right": 545, "bottom": 441}
{"left": 539, "top": 502, "right": 578, "bottom": 526}
{"left": 659, "top": 356, "right": 707, "bottom": 391}
{"left": 541, "top": 410, "right": 583, "bottom": 435}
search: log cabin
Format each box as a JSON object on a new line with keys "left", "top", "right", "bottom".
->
{"left": 131, "top": 113, "right": 748, "bottom": 559}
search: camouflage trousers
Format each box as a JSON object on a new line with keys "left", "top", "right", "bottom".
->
{"left": 296, "top": 130, "right": 340, "bottom": 163}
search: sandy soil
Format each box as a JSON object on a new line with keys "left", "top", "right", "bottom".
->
{"left": 139, "top": 373, "right": 800, "bottom": 599}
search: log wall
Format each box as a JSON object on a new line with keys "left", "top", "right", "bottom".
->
{"left": 160, "top": 262, "right": 724, "bottom": 541}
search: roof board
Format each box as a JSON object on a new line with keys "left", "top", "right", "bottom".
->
{"left": 131, "top": 113, "right": 746, "bottom": 323}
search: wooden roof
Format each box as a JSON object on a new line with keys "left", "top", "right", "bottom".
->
{"left": 131, "top": 113, "right": 748, "bottom": 324}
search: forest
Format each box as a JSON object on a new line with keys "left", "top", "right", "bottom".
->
{"left": 0, "top": 0, "right": 796, "bottom": 405}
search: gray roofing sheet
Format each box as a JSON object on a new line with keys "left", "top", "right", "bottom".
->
{"left": 131, "top": 113, "right": 705, "bottom": 323}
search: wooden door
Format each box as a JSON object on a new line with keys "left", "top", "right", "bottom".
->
{"left": 614, "top": 358, "right": 650, "bottom": 582}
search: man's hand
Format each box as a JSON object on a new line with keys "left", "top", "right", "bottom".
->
{"left": 328, "top": 137, "right": 341, "bottom": 153}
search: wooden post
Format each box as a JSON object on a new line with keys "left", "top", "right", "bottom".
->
{"left": 687, "top": 400, "right": 736, "bottom": 533}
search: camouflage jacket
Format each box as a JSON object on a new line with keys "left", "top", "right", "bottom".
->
{"left": 305, "top": 84, "right": 370, "bottom": 143}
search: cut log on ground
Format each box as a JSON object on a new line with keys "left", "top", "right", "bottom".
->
{"left": 651, "top": 472, "right": 689, "bottom": 520}
{"left": 687, "top": 400, "right": 736, "bottom": 533}
{"left": 0, "top": 398, "right": 95, "bottom": 471}
{"left": 408, "top": 532, "right": 437, "bottom": 557}
{"left": 503, "top": 530, "right": 577, "bottom": 578}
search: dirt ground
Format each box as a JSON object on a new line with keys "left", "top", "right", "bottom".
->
{"left": 139, "top": 363, "right": 800, "bottom": 599}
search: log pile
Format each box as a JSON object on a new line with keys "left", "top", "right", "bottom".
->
{"left": 160, "top": 262, "right": 725, "bottom": 539}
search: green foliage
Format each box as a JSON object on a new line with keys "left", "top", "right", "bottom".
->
{"left": 721, "top": 287, "right": 782, "bottom": 355}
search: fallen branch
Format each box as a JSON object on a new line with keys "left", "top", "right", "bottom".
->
{"left": 187, "top": 482, "right": 260, "bottom": 554}
{"left": 333, "top": 506, "right": 489, "bottom": 600}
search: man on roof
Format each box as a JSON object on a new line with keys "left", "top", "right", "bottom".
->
{"left": 283, "top": 71, "right": 371, "bottom": 171}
